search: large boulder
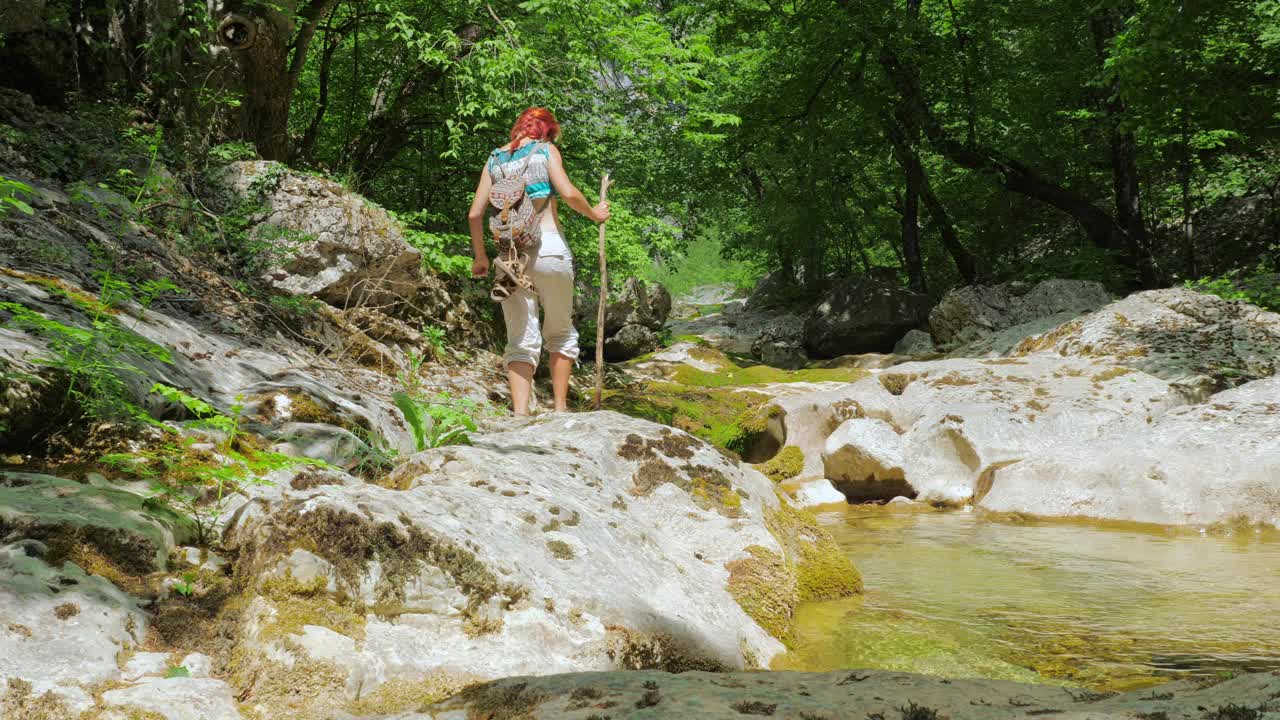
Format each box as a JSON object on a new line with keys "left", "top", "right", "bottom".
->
{"left": 209, "top": 161, "right": 425, "bottom": 307}
{"left": 1014, "top": 286, "right": 1280, "bottom": 389}
{"left": 822, "top": 418, "right": 910, "bottom": 503}
{"left": 603, "top": 278, "right": 672, "bottom": 334}
{"left": 765, "top": 355, "right": 1185, "bottom": 506}
{"left": 750, "top": 314, "right": 807, "bottom": 370}
{"left": 930, "top": 279, "right": 1113, "bottom": 356}
{"left": 803, "top": 277, "right": 932, "bottom": 358}
{"left": 980, "top": 375, "right": 1280, "bottom": 526}
{"left": 603, "top": 323, "right": 660, "bottom": 362}
{"left": 222, "top": 413, "right": 860, "bottom": 709}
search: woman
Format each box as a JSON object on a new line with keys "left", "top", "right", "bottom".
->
{"left": 468, "top": 107, "right": 610, "bottom": 415}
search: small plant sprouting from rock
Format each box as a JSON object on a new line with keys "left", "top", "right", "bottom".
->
{"left": 392, "top": 390, "right": 478, "bottom": 452}
{"left": 731, "top": 699, "right": 778, "bottom": 715}
{"left": 102, "top": 384, "right": 320, "bottom": 544}
{"left": 164, "top": 665, "right": 190, "bottom": 679}
{"left": 173, "top": 571, "right": 197, "bottom": 597}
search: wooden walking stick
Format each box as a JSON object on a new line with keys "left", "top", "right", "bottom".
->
{"left": 592, "top": 172, "right": 613, "bottom": 411}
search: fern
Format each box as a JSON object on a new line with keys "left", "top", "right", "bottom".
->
{"left": 393, "top": 390, "right": 433, "bottom": 452}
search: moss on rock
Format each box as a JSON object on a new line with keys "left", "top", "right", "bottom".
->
{"left": 725, "top": 545, "right": 798, "bottom": 642}
{"left": 725, "top": 501, "right": 862, "bottom": 643}
{"left": 755, "top": 446, "right": 805, "bottom": 483}
{"left": 344, "top": 673, "right": 472, "bottom": 716}
{"left": 257, "top": 572, "right": 367, "bottom": 643}
{"left": 602, "top": 383, "right": 772, "bottom": 454}
{"left": 242, "top": 505, "right": 525, "bottom": 613}
{"left": 767, "top": 502, "right": 863, "bottom": 602}
{"left": 605, "top": 625, "right": 730, "bottom": 673}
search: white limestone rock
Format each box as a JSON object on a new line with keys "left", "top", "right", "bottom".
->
{"left": 981, "top": 375, "right": 1280, "bottom": 526}
{"left": 100, "top": 677, "right": 243, "bottom": 720}
{"left": 222, "top": 412, "right": 840, "bottom": 702}
{"left": 822, "top": 418, "right": 910, "bottom": 503}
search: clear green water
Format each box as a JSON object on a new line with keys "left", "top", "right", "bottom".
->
{"left": 773, "top": 506, "right": 1280, "bottom": 691}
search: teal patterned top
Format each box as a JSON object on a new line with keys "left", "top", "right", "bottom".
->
{"left": 488, "top": 142, "right": 554, "bottom": 200}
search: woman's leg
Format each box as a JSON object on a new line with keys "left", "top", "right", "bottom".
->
{"left": 507, "top": 361, "right": 536, "bottom": 416}
{"left": 547, "top": 353, "right": 573, "bottom": 412}
{"left": 534, "top": 254, "right": 581, "bottom": 412}
{"left": 501, "top": 283, "right": 542, "bottom": 416}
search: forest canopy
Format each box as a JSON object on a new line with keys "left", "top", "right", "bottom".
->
{"left": 1, "top": 0, "right": 1276, "bottom": 298}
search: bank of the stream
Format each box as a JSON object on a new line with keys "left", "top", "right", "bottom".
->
{"left": 772, "top": 505, "right": 1280, "bottom": 692}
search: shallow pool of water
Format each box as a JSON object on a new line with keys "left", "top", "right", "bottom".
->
{"left": 772, "top": 506, "right": 1280, "bottom": 691}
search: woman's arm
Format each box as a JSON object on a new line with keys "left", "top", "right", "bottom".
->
{"left": 546, "top": 145, "right": 610, "bottom": 223}
{"left": 467, "top": 167, "right": 493, "bottom": 277}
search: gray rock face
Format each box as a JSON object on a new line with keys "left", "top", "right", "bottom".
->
{"left": 0, "top": 472, "right": 196, "bottom": 573}
{"left": 399, "top": 668, "right": 1280, "bottom": 720}
{"left": 803, "top": 277, "right": 932, "bottom": 358}
{"left": 1013, "top": 286, "right": 1280, "bottom": 388}
{"left": 222, "top": 413, "right": 833, "bottom": 703}
{"left": 822, "top": 418, "right": 911, "bottom": 502}
{"left": 603, "top": 323, "right": 659, "bottom": 362}
{"left": 209, "top": 161, "right": 425, "bottom": 307}
{"left": 761, "top": 288, "right": 1280, "bottom": 525}
{"left": 767, "top": 355, "right": 1184, "bottom": 506}
{"left": 0, "top": 541, "right": 148, "bottom": 713}
{"left": 982, "top": 375, "right": 1280, "bottom": 526}
{"left": 892, "top": 328, "right": 936, "bottom": 356}
{"left": 100, "top": 677, "right": 243, "bottom": 720}
{"left": 604, "top": 278, "right": 672, "bottom": 333}
{"left": 930, "top": 278, "right": 1113, "bottom": 354}
{"left": 750, "top": 314, "right": 807, "bottom": 370}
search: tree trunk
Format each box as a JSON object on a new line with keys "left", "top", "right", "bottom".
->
{"left": 347, "top": 22, "right": 483, "bottom": 185}
{"left": 900, "top": 172, "right": 925, "bottom": 292}
{"left": 218, "top": 0, "right": 341, "bottom": 161}
{"left": 1091, "top": 6, "right": 1159, "bottom": 286}
{"left": 858, "top": 0, "right": 1152, "bottom": 289}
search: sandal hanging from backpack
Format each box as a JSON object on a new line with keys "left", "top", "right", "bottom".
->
{"left": 487, "top": 142, "right": 544, "bottom": 302}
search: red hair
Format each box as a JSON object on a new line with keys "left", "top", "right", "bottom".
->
{"left": 508, "top": 107, "right": 560, "bottom": 148}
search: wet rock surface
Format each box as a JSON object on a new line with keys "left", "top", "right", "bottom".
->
{"left": 391, "top": 667, "right": 1280, "bottom": 720}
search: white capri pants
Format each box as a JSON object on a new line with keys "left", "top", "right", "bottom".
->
{"left": 501, "top": 250, "right": 580, "bottom": 370}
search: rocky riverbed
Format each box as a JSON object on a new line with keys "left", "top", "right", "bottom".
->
{"left": 2, "top": 89, "right": 1279, "bottom": 719}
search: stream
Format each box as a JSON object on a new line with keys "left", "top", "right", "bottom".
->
{"left": 772, "top": 505, "right": 1280, "bottom": 692}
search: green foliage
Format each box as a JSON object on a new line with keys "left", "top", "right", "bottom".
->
{"left": 165, "top": 665, "right": 192, "bottom": 679}
{"left": 1186, "top": 272, "right": 1280, "bottom": 312}
{"left": 172, "top": 571, "right": 197, "bottom": 597}
{"left": 646, "top": 233, "right": 762, "bottom": 299}
{"left": 392, "top": 390, "right": 478, "bottom": 452}
{"left": 395, "top": 211, "right": 472, "bottom": 277}
{"left": 421, "top": 326, "right": 448, "bottom": 356}
{"left": 0, "top": 275, "right": 174, "bottom": 424}
{"left": 0, "top": 175, "right": 35, "bottom": 217}
{"left": 102, "top": 384, "right": 319, "bottom": 544}
{"left": 208, "top": 141, "right": 259, "bottom": 163}
{"left": 1014, "top": 246, "right": 1139, "bottom": 293}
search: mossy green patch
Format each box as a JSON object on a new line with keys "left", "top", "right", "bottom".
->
{"left": 767, "top": 502, "right": 863, "bottom": 602}
{"left": 258, "top": 572, "right": 367, "bottom": 642}
{"left": 755, "top": 446, "right": 805, "bottom": 482}
{"left": 344, "top": 674, "right": 472, "bottom": 716}
{"left": 671, "top": 363, "right": 867, "bottom": 389}
{"left": 602, "top": 383, "right": 771, "bottom": 454}
{"left": 725, "top": 545, "right": 798, "bottom": 642}
{"left": 726, "top": 501, "right": 862, "bottom": 644}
